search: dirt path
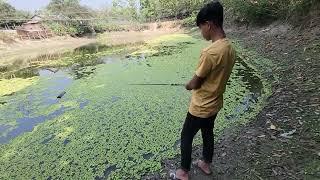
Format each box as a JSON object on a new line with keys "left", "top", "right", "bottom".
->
{"left": 0, "top": 36, "right": 96, "bottom": 66}
{"left": 145, "top": 21, "right": 320, "bottom": 180}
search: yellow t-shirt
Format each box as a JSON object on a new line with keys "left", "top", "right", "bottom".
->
{"left": 189, "top": 38, "right": 236, "bottom": 118}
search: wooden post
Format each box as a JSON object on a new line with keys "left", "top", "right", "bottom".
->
{"left": 37, "top": 31, "right": 41, "bottom": 39}
{"left": 44, "top": 30, "right": 48, "bottom": 39}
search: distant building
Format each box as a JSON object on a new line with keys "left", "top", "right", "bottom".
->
{"left": 16, "top": 15, "right": 53, "bottom": 40}
{"left": 31, "top": 15, "right": 43, "bottom": 22}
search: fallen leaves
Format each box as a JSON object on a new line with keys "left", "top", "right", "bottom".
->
{"left": 266, "top": 120, "right": 278, "bottom": 131}
{"left": 270, "top": 124, "right": 277, "bottom": 130}
{"left": 279, "top": 129, "right": 297, "bottom": 139}
{"left": 257, "top": 135, "right": 266, "bottom": 138}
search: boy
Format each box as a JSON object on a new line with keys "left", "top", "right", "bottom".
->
{"left": 174, "top": 1, "right": 236, "bottom": 179}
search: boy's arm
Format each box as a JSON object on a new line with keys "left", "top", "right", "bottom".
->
{"left": 185, "top": 51, "right": 214, "bottom": 91}
{"left": 185, "top": 75, "right": 205, "bottom": 90}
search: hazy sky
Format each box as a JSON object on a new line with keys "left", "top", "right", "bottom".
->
{"left": 7, "top": 0, "right": 112, "bottom": 12}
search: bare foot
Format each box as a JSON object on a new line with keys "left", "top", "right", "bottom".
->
{"left": 197, "top": 160, "right": 212, "bottom": 175}
{"left": 175, "top": 169, "right": 189, "bottom": 180}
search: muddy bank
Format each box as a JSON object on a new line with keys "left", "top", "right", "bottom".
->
{"left": 218, "top": 22, "right": 320, "bottom": 179}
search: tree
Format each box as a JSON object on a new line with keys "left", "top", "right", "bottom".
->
{"left": 0, "top": 1, "right": 16, "bottom": 19}
{"left": 46, "top": 0, "right": 93, "bottom": 19}
{"left": 44, "top": 0, "right": 95, "bottom": 36}
{"left": 0, "top": 0, "right": 31, "bottom": 27}
{"left": 139, "top": 0, "right": 211, "bottom": 21}
{"left": 110, "top": 0, "right": 139, "bottom": 20}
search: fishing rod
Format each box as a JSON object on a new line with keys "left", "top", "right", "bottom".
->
{"left": 56, "top": 83, "right": 184, "bottom": 99}
{"left": 129, "top": 83, "right": 185, "bottom": 86}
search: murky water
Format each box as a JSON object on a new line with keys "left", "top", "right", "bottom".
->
{"left": 0, "top": 54, "right": 262, "bottom": 144}
{"left": 0, "top": 47, "right": 127, "bottom": 143}
{"left": 0, "top": 36, "right": 267, "bottom": 179}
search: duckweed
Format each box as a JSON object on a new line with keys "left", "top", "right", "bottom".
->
{"left": 0, "top": 34, "right": 273, "bottom": 179}
{"left": 0, "top": 78, "right": 38, "bottom": 97}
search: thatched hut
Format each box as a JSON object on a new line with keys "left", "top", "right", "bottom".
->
{"left": 16, "top": 15, "right": 53, "bottom": 40}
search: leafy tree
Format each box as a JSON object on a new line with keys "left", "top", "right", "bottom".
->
{"left": 139, "top": 0, "right": 211, "bottom": 21}
{"left": 46, "top": 0, "right": 93, "bottom": 19}
{"left": 110, "top": 0, "right": 139, "bottom": 20}
{"left": 44, "top": 0, "right": 95, "bottom": 36}
{"left": 0, "top": 0, "right": 31, "bottom": 27}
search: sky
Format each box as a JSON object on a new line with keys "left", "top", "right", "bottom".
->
{"left": 7, "top": 0, "right": 112, "bottom": 12}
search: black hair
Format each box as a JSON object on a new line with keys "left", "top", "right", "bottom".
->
{"left": 196, "top": 1, "right": 224, "bottom": 27}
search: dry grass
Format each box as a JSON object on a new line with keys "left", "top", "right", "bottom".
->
{"left": 98, "top": 29, "right": 182, "bottom": 46}
{"left": 0, "top": 36, "right": 96, "bottom": 66}
{"left": 0, "top": 31, "right": 16, "bottom": 45}
{"left": 98, "top": 20, "right": 183, "bottom": 45}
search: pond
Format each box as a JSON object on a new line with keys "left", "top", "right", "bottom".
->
{"left": 0, "top": 34, "right": 266, "bottom": 179}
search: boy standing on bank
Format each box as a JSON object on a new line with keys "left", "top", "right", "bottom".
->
{"left": 175, "top": 1, "right": 236, "bottom": 179}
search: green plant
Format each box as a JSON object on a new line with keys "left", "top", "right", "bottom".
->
{"left": 182, "top": 12, "right": 197, "bottom": 27}
{"left": 223, "top": 0, "right": 320, "bottom": 25}
{"left": 0, "top": 34, "right": 271, "bottom": 179}
{"left": 224, "top": 0, "right": 282, "bottom": 24}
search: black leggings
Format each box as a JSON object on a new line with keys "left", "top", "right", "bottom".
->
{"left": 180, "top": 112, "right": 217, "bottom": 171}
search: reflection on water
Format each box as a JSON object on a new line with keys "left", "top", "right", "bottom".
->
{"left": 0, "top": 106, "right": 68, "bottom": 144}
{"left": 0, "top": 68, "right": 90, "bottom": 144}
{"left": 225, "top": 57, "right": 264, "bottom": 121}
{"left": 95, "top": 165, "right": 117, "bottom": 180}
{"left": 143, "top": 153, "right": 154, "bottom": 160}
{"left": 0, "top": 43, "right": 121, "bottom": 80}
{"left": 236, "top": 57, "right": 263, "bottom": 95}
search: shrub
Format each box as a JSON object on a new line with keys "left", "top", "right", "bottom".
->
{"left": 182, "top": 12, "right": 197, "bottom": 27}
{"left": 223, "top": 0, "right": 320, "bottom": 25}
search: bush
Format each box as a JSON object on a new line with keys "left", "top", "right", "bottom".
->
{"left": 45, "top": 22, "right": 94, "bottom": 37}
{"left": 104, "top": 24, "right": 127, "bottom": 32}
{"left": 223, "top": 0, "right": 320, "bottom": 25}
{"left": 224, "top": 0, "right": 284, "bottom": 24}
{"left": 91, "top": 21, "right": 108, "bottom": 33}
{"left": 45, "top": 22, "right": 71, "bottom": 36}
{"left": 182, "top": 12, "right": 197, "bottom": 27}
{"left": 287, "top": 0, "right": 319, "bottom": 19}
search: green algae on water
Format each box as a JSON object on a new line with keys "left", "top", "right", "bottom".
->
{"left": 0, "top": 34, "right": 274, "bottom": 179}
{"left": 0, "top": 78, "right": 38, "bottom": 97}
